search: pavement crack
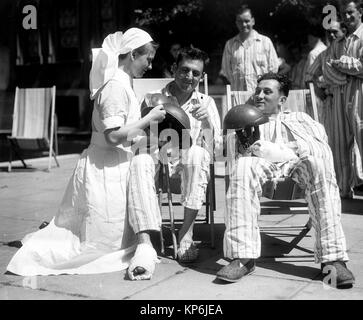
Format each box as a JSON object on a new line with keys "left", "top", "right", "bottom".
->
{"left": 1, "top": 281, "right": 97, "bottom": 299}
{"left": 123, "top": 268, "right": 190, "bottom": 300}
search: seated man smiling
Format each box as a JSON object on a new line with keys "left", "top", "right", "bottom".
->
{"left": 217, "top": 72, "right": 355, "bottom": 289}
{"left": 138, "top": 46, "right": 222, "bottom": 262}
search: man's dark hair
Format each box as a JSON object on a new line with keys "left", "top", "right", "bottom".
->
{"left": 340, "top": 0, "right": 363, "bottom": 10}
{"left": 257, "top": 72, "right": 291, "bottom": 97}
{"left": 175, "top": 46, "right": 209, "bottom": 68}
{"left": 236, "top": 4, "right": 253, "bottom": 17}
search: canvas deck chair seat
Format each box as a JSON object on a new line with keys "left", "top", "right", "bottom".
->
{"left": 224, "top": 83, "right": 319, "bottom": 258}
{"left": 7, "top": 86, "right": 59, "bottom": 172}
{"left": 134, "top": 75, "right": 216, "bottom": 259}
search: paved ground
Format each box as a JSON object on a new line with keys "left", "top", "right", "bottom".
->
{"left": 0, "top": 154, "right": 363, "bottom": 300}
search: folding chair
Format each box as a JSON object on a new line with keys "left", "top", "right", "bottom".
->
{"left": 135, "top": 75, "right": 216, "bottom": 259}
{"left": 224, "top": 83, "right": 319, "bottom": 258}
{"left": 7, "top": 86, "right": 59, "bottom": 172}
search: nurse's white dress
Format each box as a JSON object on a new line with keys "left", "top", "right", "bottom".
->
{"left": 7, "top": 69, "right": 141, "bottom": 276}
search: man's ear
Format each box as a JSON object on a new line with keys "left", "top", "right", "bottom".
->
{"left": 279, "top": 95, "right": 287, "bottom": 107}
{"left": 130, "top": 50, "right": 136, "bottom": 61}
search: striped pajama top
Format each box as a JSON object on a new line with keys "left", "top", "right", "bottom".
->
{"left": 220, "top": 30, "right": 280, "bottom": 91}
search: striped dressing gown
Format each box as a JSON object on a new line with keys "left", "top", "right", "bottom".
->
{"left": 328, "top": 24, "right": 363, "bottom": 196}
{"left": 220, "top": 30, "right": 279, "bottom": 91}
{"left": 224, "top": 111, "right": 349, "bottom": 264}
{"left": 306, "top": 43, "right": 357, "bottom": 196}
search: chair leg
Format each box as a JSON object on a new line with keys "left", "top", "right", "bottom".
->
{"left": 53, "top": 150, "right": 60, "bottom": 167}
{"left": 205, "top": 184, "right": 210, "bottom": 224}
{"left": 164, "top": 164, "right": 178, "bottom": 259}
{"left": 305, "top": 217, "right": 313, "bottom": 230}
{"left": 8, "top": 147, "right": 13, "bottom": 172}
{"left": 209, "top": 164, "right": 216, "bottom": 248}
{"left": 158, "top": 188, "right": 165, "bottom": 256}
{"left": 54, "top": 117, "right": 59, "bottom": 156}
{"left": 209, "top": 183, "right": 216, "bottom": 249}
{"left": 209, "top": 209, "right": 215, "bottom": 249}
{"left": 9, "top": 142, "right": 27, "bottom": 169}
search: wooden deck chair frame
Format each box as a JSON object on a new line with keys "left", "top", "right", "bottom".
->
{"left": 224, "top": 82, "right": 319, "bottom": 259}
{"left": 7, "top": 86, "right": 59, "bottom": 172}
{"left": 135, "top": 75, "right": 216, "bottom": 259}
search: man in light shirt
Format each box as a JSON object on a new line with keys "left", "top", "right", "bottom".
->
{"left": 217, "top": 72, "right": 355, "bottom": 289}
{"left": 139, "top": 47, "right": 222, "bottom": 263}
{"left": 220, "top": 5, "right": 279, "bottom": 91}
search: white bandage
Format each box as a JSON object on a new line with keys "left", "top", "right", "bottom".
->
{"left": 127, "top": 243, "right": 160, "bottom": 281}
{"left": 251, "top": 140, "right": 298, "bottom": 163}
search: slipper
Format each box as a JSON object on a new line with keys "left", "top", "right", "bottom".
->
{"left": 127, "top": 243, "right": 160, "bottom": 281}
{"left": 177, "top": 240, "right": 199, "bottom": 263}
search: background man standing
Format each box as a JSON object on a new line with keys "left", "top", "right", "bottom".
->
{"left": 328, "top": 0, "right": 363, "bottom": 198}
{"left": 219, "top": 5, "right": 279, "bottom": 91}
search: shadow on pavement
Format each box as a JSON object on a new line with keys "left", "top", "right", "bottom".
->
{"left": 155, "top": 222, "right": 320, "bottom": 282}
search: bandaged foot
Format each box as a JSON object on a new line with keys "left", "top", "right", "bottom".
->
{"left": 177, "top": 239, "right": 199, "bottom": 263}
{"left": 127, "top": 243, "right": 160, "bottom": 281}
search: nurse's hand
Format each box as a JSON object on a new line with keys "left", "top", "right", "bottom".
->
{"left": 148, "top": 105, "right": 166, "bottom": 123}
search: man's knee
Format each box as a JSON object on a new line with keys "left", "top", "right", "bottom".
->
{"left": 230, "top": 157, "right": 256, "bottom": 180}
{"left": 130, "top": 154, "right": 155, "bottom": 176}
{"left": 183, "top": 145, "right": 211, "bottom": 166}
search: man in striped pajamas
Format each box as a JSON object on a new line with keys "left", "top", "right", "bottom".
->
{"left": 305, "top": 21, "right": 357, "bottom": 198}
{"left": 131, "top": 47, "right": 222, "bottom": 263}
{"left": 220, "top": 5, "right": 279, "bottom": 92}
{"left": 327, "top": 0, "right": 363, "bottom": 198}
{"left": 217, "top": 73, "right": 355, "bottom": 289}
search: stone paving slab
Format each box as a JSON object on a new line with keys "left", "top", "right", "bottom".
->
{"left": 0, "top": 258, "right": 188, "bottom": 300}
{"left": 0, "top": 284, "right": 94, "bottom": 300}
{"left": 292, "top": 283, "right": 363, "bottom": 300}
{"left": 129, "top": 269, "right": 311, "bottom": 300}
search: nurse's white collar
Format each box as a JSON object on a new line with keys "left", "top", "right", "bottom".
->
{"left": 113, "top": 68, "right": 133, "bottom": 87}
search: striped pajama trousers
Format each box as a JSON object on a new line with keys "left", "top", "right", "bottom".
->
{"left": 127, "top": 145, "right": 210, "bottom": 234}
{"left": 224, "top": 155, "right": 349, "bottom": 264}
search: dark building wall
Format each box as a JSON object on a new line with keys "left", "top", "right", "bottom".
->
{"left": 2, "top": 0, "right": 137, "bottom": 132}
{"left": 12, "top": 0, "right": 136, "bottom": 90}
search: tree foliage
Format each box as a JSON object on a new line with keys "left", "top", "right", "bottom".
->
{"left": 272, "top": 0, "right": 341, "bottom": 25}
{"left": 134, "top": 0, "right": 203, "bottom": 27}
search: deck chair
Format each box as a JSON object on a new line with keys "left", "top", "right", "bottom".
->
{"left": 135, "top": 75, "right": 216, "bottom": 259}
{"left": 224, "top": 83, "right": 319, "bottom": 258}
{"left": 7, "top": 86, "right": 59, "bottom": 172}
